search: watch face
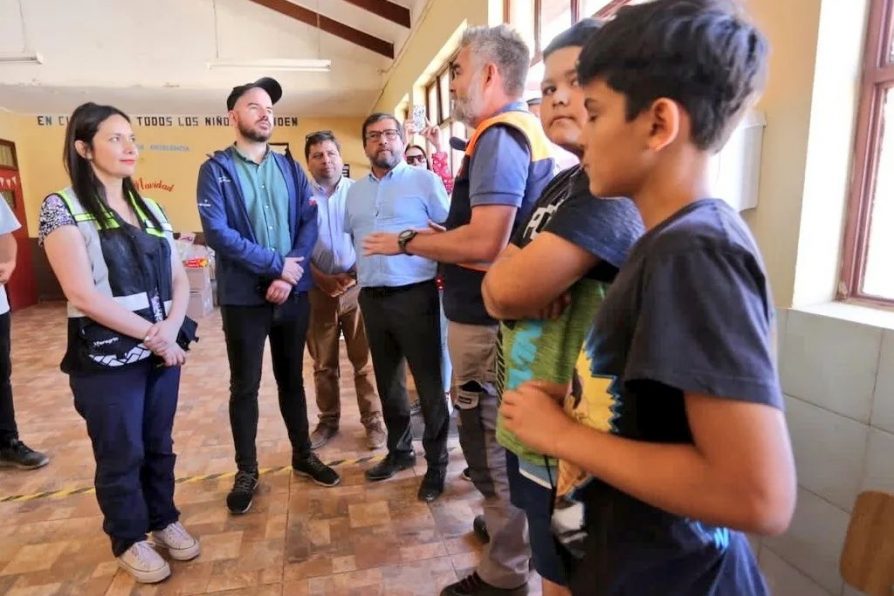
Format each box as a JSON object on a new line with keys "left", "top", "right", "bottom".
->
{"left": 399, "top": 230, "right": 415, "bottom": 241}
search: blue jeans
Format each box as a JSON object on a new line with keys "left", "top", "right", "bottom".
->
{"left": 71, "top": 359, "right": 181, "bottom": 556}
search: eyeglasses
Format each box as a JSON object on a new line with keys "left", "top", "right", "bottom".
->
{"left": 305, "top": 130, "right": 333, "bottom": 141}
{"left": 405, "top": 154, "right": 426, "bottom": 164}
{"left": 365, "top": 129, "right": 400, "bottom": 142}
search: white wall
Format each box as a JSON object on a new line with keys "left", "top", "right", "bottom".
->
{"left": 753, "top": 309, "right": 894, "bottom": 595}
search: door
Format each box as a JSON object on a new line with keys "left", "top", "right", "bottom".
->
{"left": 0, "top": 141, "right": 37, "bottom": 310}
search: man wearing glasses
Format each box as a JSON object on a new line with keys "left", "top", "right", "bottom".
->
{"left": 343, "top": 113, "right": 451, "bottom": 502}
{"left": 303, "top": 130, "right": 385, "bottom": 451}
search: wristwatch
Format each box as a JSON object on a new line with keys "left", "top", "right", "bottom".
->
{"left": 398, "top": 229, "right": 418, "bottom": 254}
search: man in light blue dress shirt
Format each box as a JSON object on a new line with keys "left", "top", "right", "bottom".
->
{"left": 343, "top": 113, "right": 450, "bottom": 502}
{"left": 303, "top": 131, "right": 384, "bottom": 451}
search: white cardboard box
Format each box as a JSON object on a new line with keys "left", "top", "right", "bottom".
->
{"left": 186, "top": 286, "right": 213, "bottom": 320}
{"left": 185, "top": 265, "right": 211, "bottom": 291}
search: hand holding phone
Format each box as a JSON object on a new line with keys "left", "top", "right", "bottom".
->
{"left": 412, "top": 105, "right": 426, "bottom": 131}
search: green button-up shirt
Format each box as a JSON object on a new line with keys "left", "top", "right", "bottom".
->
{"left": 229, "top": 145, "right": 291, "bottom": 256}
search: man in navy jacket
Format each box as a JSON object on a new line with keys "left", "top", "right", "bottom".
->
{"left": 197, "top": 77, "right": 340, "bottom": 515}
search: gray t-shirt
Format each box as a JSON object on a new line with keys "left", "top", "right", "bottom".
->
{"left": 557, "top": 198, "right": 779, "bottom": 595}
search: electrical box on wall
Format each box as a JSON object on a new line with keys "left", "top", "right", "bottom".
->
{"left": 709, "top": 110, "right": 766, "bottom": 212}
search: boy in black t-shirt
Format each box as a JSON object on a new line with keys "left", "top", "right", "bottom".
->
{"left": 500, "top": 1, "right": 797, "bottom": 594}
{"left": 483, "top": 19, "right": 642, "bottom": 596}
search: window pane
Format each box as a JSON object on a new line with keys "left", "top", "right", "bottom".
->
{"left": 524, "top": 59, "right": 545, "bottom": 103}
{"left": 439, "top": 72, "right": 451, "bottom": 124}
{"left": 583, "top": 0, "right": 648, "bottom": 17}
{"left": 508, "top": 0, "right": 536, "bottom": 56}
{"left": 582, "top": 0, "right": 613, "bottom": 15}
{"left": 427, "top": 84, "right": 439, "bottom": 124}
{"left": 541, "top": 1, "right": 573, "bottom": 49}
{"left": 862, "top": 87, "right": 894, "bottom": 299}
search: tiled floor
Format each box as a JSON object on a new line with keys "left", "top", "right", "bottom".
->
{"left": 0, "top": 303, "right": 540, "bottom": 595}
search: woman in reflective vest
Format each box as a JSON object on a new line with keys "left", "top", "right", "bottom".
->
{"left": 38, "top": 102, "right": 199, "bottom": 584}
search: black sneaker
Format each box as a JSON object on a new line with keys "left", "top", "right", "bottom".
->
{"left": 472, "top": 514, "right": 490, "bottom": 543}
{"left": 418, "top": 467, "right": 446, "bottom": 502}
{"left": 0, "top": 439, "right": 49, "bottom": 470}
{"left": 293, "top": 453, "right": 340, "bottom": 487}
{"left": 226, "top": 470, "right": 259, "bottom": 514}
{"left": 440, "top": 572, "right": 528, "bottom": 595}
{"left": 365, "top": 451, "right": 415, "bottom": 481}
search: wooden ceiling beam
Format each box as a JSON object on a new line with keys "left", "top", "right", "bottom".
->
{"left": 342, "top": 0, "right": 411, "bottom": 28}
{"left": 248, "top": 0, "right": 394, "bottom": 59}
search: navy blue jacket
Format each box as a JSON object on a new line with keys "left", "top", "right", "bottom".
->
{"left": 197, "top": 148, "right": 318, "bottom": 305}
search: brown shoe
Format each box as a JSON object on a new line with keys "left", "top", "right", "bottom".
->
{"left": 364, "top": 420, "right": 386, "bottom": 450}
{"left": 310, "top": 423, "right": 337, "bottom": 450}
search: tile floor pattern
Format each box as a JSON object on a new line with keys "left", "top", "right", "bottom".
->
{"left": 0, "top": 304, "right": 543, "bottom": 595}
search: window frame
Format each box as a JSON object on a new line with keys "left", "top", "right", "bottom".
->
{"left": 839, "top": 0, "right": 894, "bottom": 306}
{"left": 503, "top": 0, "right": 633, "bottom": 66}
{"left": 423, "top": 60, "right": 466, "bottom": 175}
{"left": 0, "top": 139, "right": 19, "bottom": 170}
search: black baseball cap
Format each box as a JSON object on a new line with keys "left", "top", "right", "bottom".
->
{"left": 226, "top": 77, "right": 282, "bottom": 111}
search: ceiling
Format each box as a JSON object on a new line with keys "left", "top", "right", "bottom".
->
{"left": 0, "top": 0, "right": 428, "bottom": 117}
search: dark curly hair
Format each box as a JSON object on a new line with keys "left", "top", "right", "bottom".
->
{"left": 577, "top": 0, "right": 768, "bottom": 151}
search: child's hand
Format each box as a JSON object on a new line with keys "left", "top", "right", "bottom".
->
{"left": 500, "top": 380, "right": 573, "bottom": 456}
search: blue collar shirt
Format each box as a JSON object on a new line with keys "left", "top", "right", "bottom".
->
{"left": 343, "top": 161, "right": 449, "bottom": 287}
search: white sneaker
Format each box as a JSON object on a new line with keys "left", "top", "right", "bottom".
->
{"left": 151, "top": 521, "right": 201, "bottom": 561}
{"left": 116, "top": 540, "right": 171, "bottom": 584}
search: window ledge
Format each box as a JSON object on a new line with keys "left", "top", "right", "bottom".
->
{"left": 791, "top": 301, "right": 894, "bottom": 331}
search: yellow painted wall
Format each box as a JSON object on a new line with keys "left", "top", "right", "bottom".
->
{"left": 742, "top": 0, "right": 871, "bottom": 308}
{"left": 743, "top": 0, "right": 822, "bottom": 308}
{"left": 3, "top": 113, "right": 367, "bottom": 236}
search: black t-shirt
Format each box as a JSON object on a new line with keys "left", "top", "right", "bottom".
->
{"left": 558, "top": 199, "right": 780, "bottom": 595}
{"left": 512, "top": 165, "right": 642, "bottom": 278}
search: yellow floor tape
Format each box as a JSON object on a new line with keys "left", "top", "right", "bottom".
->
{"left": 0, "top": 453, "right": 387, "bottom": 503}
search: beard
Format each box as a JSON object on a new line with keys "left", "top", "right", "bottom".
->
{"left": 452, "top": 75, "right": 486, "bottom": 126}
{"left": 238, "top": 119, "right": 271, "bottom": 143}
{"left": 371, "top": 148, "right": 401, "bottom": 170}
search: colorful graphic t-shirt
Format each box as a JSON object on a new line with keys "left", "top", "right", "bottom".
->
{"left": 495, "top": 165, "right": 642, "bottom": 482}
{"left": 557, "top": 199, "right": 780, "bottom": 595}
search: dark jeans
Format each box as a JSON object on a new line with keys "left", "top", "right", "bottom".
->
{"left": 70, "top": 359, "right": 181, "bottom": 557}
{"left": 0, "top": 312, "right": 17, "bottom": 445}
{"left": 221, "top": 293, "right": 311, "bottom": 472}
{"left": 358, "top": 280, "right": 448, "bottom": 470}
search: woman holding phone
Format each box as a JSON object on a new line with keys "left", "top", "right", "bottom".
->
{"left": 404, "top": 116, "right": 455, "bottom": 193}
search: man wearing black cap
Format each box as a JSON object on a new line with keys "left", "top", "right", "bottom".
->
{"left": 197, "top": 77, "right": 340, "bottom": 515}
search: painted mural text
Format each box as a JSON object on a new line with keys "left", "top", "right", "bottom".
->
{"left": 35, "top": 115, "right": 299, "bottom": 127}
